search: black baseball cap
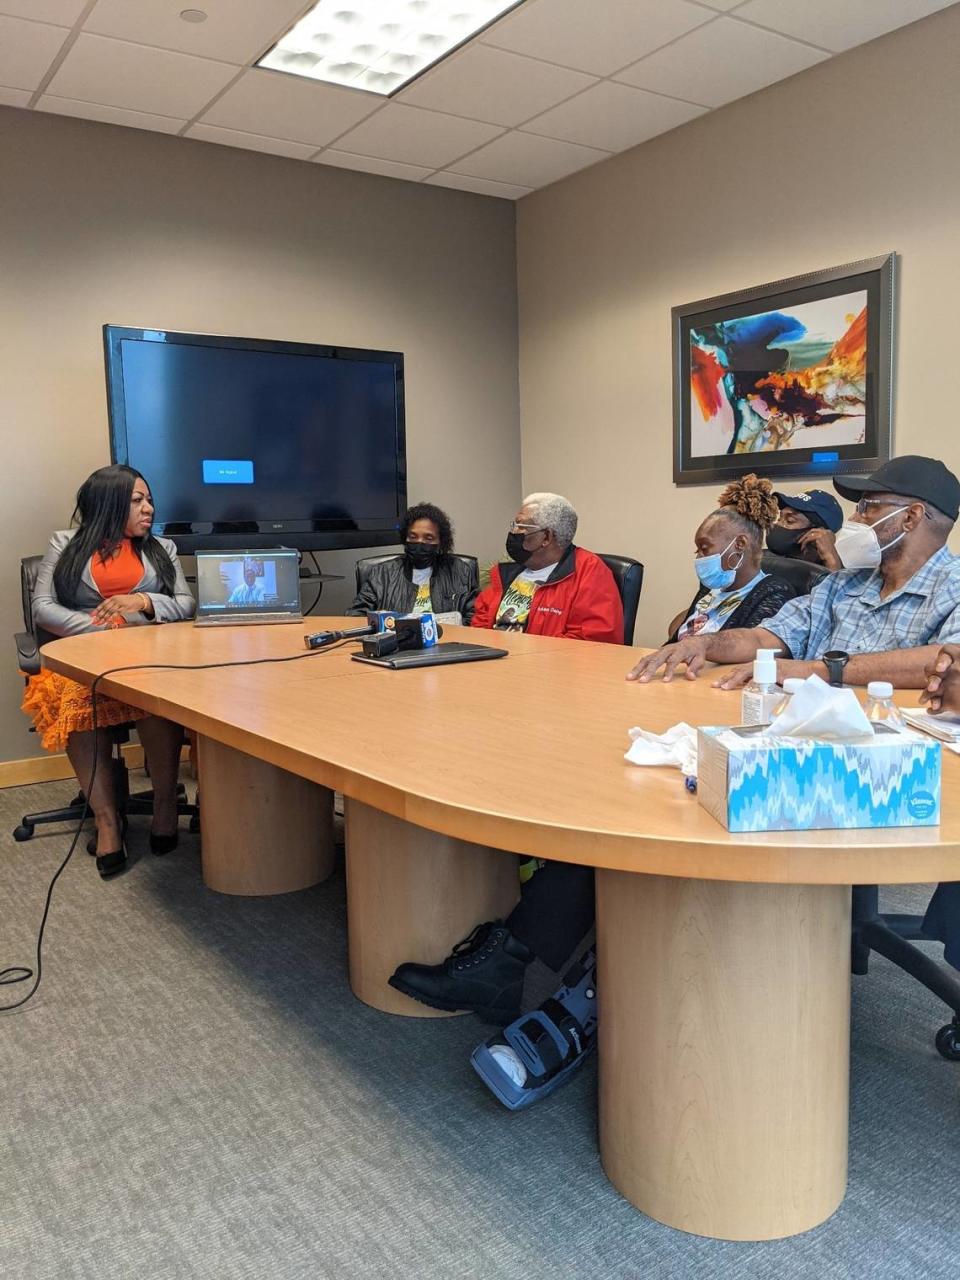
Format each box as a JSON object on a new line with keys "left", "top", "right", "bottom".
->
{"left": 833, "top": 455, "right": 960, "bottom": 521}
{"left": 773, "top": 489, "right": 843, "bottom": 532}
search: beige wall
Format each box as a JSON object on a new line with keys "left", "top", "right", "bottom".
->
{"left": 517, "top": 5, "right": 960, "bottom": 650}
{"left": 0, "top": 107, "right": 520, "bottom": 762}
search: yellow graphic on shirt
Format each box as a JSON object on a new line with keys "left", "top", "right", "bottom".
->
{"left": 413, "top": 581, "right": 433, "bottom": 614}
{"left": 495, "top": 576, "right": 537, "bottom": 631}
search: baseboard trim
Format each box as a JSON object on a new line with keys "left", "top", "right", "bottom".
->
{"left": 0, "top": 743, "right": 150, "bottom": 790}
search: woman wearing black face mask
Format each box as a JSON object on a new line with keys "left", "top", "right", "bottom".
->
{"left": 346, "top": 501, "right": 479, "bottom": 621}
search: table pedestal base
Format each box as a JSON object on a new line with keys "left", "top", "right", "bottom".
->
{"left": 344, "top": 799, "right": 520, "bottom": 1016}
{"left": 597, "top": 871, "right": 850, "bottom": 1241}
{"left": 196, "top": 736, "right": 334, "bottom": 896}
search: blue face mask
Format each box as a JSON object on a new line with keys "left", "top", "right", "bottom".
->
{"left": 695, "top": 537, "right": 743, "bottom": 591}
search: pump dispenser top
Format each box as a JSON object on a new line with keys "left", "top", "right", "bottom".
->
{"left": 752, "top": 648, "right": 781, "bottom": 683}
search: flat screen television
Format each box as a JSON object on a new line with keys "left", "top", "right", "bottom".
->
{"left": 104, "top": 325, "right": 407, "bottom": 553}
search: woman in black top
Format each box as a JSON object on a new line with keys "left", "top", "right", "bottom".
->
{"left": 347, "top": 501, "right": 478, "bottom": 621}
{"left": 667, "top": 474, "right": 797, "bottom": 643}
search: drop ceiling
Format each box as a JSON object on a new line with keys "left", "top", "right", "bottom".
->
{"left": 1, "top": 0, "right": 956, "bottom": 200}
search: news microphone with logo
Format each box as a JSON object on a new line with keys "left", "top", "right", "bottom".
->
{"left": 393, "top": 613, "right": 443, "bottom": 650}
{"left": 303, "top": 611, "right": 409, "bottom": 650}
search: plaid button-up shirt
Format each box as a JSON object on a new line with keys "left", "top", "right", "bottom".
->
{"left": 763, "top": 545, "right": 960, "bottom": 660}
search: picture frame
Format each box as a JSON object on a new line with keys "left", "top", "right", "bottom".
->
{"left": 672, "top": 253, "right": 895, "bottom": 486}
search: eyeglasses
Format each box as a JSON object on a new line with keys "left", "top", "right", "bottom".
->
{"left": 855, "top": 497, "right": 931, "bottom": 520}
{"left": 508, "top": 522, "right": 545, "bottom": 535}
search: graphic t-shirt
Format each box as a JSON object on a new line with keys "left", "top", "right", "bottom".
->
{"left": 411, "top": 566, "right": 433, "bottom": 614}
{"left": 494, "top": 564, "right": 556, "bottom": 631}
{"left": 677, "top": 570, "right": 766, "bottom": 638}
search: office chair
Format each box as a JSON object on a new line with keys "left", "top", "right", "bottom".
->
{"left": 597, "top": 554, "right": 644, "bottom": 646}
{"left": 13, "top": 555, "right": 199, "bottom": 843}
{"left": 355, "top": 552, "right": 480, "bottom": 596}
{"left": 761, "top": 549, "right": 828, "bottom": 596}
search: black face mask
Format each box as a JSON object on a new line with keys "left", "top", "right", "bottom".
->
{"left": 766, "top": 525, "right": 806, "bottom": 559}
{"left": 404, "top": 542, "right": 439, "bottom": 570}
{"left": 505, "top": 532, "right": 535, "bottom": 565}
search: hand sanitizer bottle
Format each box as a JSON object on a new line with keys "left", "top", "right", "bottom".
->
{"left": 741, "top": 648, "right": 782, "bottom": 726}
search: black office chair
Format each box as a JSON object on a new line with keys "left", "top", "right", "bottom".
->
{"left": 761, "top": 549, "right": 828, "bottom": 595}
{"left": 355, "top": 552, "right": 480, "bottom": 595}
{"left": 597, "top": 554, "right": 644, "bottom": 646}
{"left": 13, "top": 555, "right": 198, "bottom": 843}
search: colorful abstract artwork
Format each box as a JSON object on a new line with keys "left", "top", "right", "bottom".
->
{"left": 672, "top": 255, "right": 894, "bottom": 485}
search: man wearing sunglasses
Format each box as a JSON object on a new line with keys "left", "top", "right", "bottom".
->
{"left": 628, "top": 455, "right": 960, "bottom": 692}
{"left": 470, "top": 492, "right": 623, "bottom": 644}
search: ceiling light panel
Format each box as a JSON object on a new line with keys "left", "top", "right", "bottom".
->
{"left": 258, "top": 0, "right": 525, "bottom": 97}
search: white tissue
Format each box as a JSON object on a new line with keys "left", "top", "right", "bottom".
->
{"left": 625, "top": 722, "right": 698, "bottom": 777}
{"left": 766, "top": 673, "right": 873, "bottom": 741}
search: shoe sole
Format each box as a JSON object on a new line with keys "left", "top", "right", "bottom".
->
{"left": 387, "top": 975, "right": 518, "bottom": 1027}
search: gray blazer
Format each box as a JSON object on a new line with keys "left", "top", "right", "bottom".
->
{"left": 33, "top": 530, "right": 195, "bottom": 638}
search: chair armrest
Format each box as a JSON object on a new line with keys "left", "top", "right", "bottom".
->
{"left": 15, "top": 631, "right": 40, "bottom": 677}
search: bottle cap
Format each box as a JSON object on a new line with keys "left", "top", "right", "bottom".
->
{"left": 752, "top": 647, "right": 780, "bottom": 682}
{"left": 867, "top": 680, "right": 894, "bottom": 699}
{"left": 782, "top": 678, "right": 804, "bottom": 694}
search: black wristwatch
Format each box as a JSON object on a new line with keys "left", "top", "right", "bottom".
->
{"left": 822, "top": 649, "right": 850, "bottom": 687}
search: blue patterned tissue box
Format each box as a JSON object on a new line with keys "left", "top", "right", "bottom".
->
{"left": 697, "top": 725, "right": 941, "bottom": 833}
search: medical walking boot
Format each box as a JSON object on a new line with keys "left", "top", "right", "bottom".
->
{"left": 389, "top": 921, "right": 533, "bottom": 1024}
{"left": 470, "top": 948, "right": 597, "bottom": 1109}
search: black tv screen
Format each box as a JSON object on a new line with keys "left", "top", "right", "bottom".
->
{"left": 104, "top": 326, "right": 407, "bottom": 552}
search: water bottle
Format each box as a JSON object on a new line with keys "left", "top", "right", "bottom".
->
{"left": 771, "top": 677, "right": 805, "bottom": 719}
{"left": 863, "top": 681, "right": 904, "bottom": 730}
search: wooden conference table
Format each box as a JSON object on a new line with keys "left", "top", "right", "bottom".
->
{"left": 43, "top": 620, "right": 960, "bottom": 1243}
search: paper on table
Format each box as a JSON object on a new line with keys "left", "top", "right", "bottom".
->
{"left": 901, "top": 708, "right": 960, "bottom": 753}
{"left": 625, "top": 722, "right": 698, "bottom": 777}
{"left": 766, "top": 673, "right": 872, "bottom": 741}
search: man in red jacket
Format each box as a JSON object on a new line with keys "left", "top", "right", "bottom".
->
{"left": 471, "top": 492, "right": 623, "bottom": 644}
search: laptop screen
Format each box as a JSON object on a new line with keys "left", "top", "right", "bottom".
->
{"left": 195, "top": 549, "right": 302, "bottom": 618}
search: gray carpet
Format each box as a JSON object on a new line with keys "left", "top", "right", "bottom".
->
{"left": 1, "top": 776, "right": 958, "bottom": 1280}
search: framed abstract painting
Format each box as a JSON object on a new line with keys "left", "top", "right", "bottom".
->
{"left": 672, "top": 253, "right": 895, "bottom": 486}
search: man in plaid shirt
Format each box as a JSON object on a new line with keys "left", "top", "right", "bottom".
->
{"left": 630, "top": 455, "right": 960, "bottom": 691}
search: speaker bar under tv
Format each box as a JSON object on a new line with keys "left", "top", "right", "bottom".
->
{"left": 104, "top": 325, "right": 407, "bottom": 554}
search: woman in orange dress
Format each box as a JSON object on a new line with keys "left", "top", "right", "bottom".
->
{"left": 23, "top": 464, "right": 195, "bottom": 878}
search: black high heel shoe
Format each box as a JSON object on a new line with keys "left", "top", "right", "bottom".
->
{"left": 149, "top": 830, "right": 179, "bottom": 856}
{"left": 87, "top": 813, "right": 127, "bottom": 857}
{"left": 95, "top": 848, "right": 127, "bottom": 879}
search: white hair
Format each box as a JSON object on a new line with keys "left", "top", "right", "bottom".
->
{"left": 522, "top": 492, "right": 578, "bottom": 550}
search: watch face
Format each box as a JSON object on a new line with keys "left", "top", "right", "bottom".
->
{"left": 823, "top": 650, "right": 848, "bottom": 662}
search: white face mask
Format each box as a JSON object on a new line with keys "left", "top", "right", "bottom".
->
{"left": 834, "top": 507, "right": 907, "bottom": 570}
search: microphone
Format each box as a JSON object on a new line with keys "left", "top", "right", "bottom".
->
{"left": 304, "top": 623, "right": 375, "bottom": 650}
{"left": 304, "top": 612, "right": 443, "bottom": 652}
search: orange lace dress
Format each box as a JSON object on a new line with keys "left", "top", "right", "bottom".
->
{"left": 22, "top": 540, "right": 149, "bottom": 752}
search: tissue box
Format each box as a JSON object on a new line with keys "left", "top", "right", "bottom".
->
{"left": 697, "top": 725, "right": 941, "bottom": 832}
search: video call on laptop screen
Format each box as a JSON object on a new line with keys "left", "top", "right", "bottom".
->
{"left": 196, "top": 550, "right": 301, "bottom": 614}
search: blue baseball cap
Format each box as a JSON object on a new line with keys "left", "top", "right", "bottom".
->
{"left": 773, "top": 489, "right": 844, "bottom": 532}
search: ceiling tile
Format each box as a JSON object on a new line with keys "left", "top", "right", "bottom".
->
{"left": 450, "top": 130, "right": 608, "bottom": 188}
{"left": 187, "top": 123, "right": 320, "bottom": 159}
{"left": 0, "top": 15, "right": 69, "bottom": 90}
{"left": 45, "top": 33, "right": 238, "bottom": 116}
{"left": 735, "top": 0, "right": 959, "bottom": 53}
{"left": 615, "top": 16, "right": 829, "bottom": 107}
{"left": 201, "top": 70, "right": 379, "bottom": 146}
{"left": 523, "top": 80, "right": 705, "bottom": 150}
{"left": 0, "top": 0, "right": 85, "bottom": 23}
{"left": 482, "top": 0, "right": 714, "bottom": 76}
{"left": 36, "top": 94, "right": 185, "bottom": 132}
{"left": 425, "top": 171, "right": 533, "bottom": 200}
{"left": 84, "top": 0, "right": 307, "bottom": 66}
{"left": 316, "top": 151, "right": 433, "bottom": 180}
{"left": 0, "top": 85, "right": 32, "bottom": 106}
{"left": 397, "top": 44, "right": 595, "bottom": 128}
{"left": 332, "top": 103, "right": 503, "bottom": 169}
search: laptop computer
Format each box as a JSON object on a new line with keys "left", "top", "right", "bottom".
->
{"left": 194, "top": 549, "right": 303, "bottom": 626}
{"left": 352, "top": 641, "right": 508, "bottom": 669}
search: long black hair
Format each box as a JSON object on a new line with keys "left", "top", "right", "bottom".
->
{"left": 53, "top": 464, "right": 177, "bottom": 607}
{"left": 399, "top": 501, "right": 455, "bottom": 559}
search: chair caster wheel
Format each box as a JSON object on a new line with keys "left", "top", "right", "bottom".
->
{"left": 13, "top": 823, "right": 34, "bottom": 842}
{"left": 189, "top": 815, "right": 200, "bottom": 834}
{"left": 935, "top": 1022, "right": 960, "bottom": 1061}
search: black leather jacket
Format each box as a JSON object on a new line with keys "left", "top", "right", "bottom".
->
{"left": 668, "top": 573, "right": 797, "bottom": 643}
{"left": 346, "top": 555, "right": 478, "bottom": 622}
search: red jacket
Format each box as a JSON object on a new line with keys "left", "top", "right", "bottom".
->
{"left": 471, "top": 545, "right": 623, "bottom": 644}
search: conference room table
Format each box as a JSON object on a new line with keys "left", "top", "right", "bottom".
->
{"left": 42, "top": 619, "right": 960, "bottom": 1242}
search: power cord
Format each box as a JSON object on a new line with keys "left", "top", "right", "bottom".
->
{"left": 0, "top": 638, "right": 354, "bottom": 1012}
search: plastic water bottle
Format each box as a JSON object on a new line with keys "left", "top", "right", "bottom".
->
{"left": 771, "top": 676, "right": 805, "bottom": 719}
{"left": 741, "top": 648, "right": 782, "bottom": 726}
{"left": 863, "top": 681, "right": 904, "bottom": 730}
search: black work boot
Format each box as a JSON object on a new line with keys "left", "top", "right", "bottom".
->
{"left": 389, "top": 921, "right": 533, "bottom": 1024}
